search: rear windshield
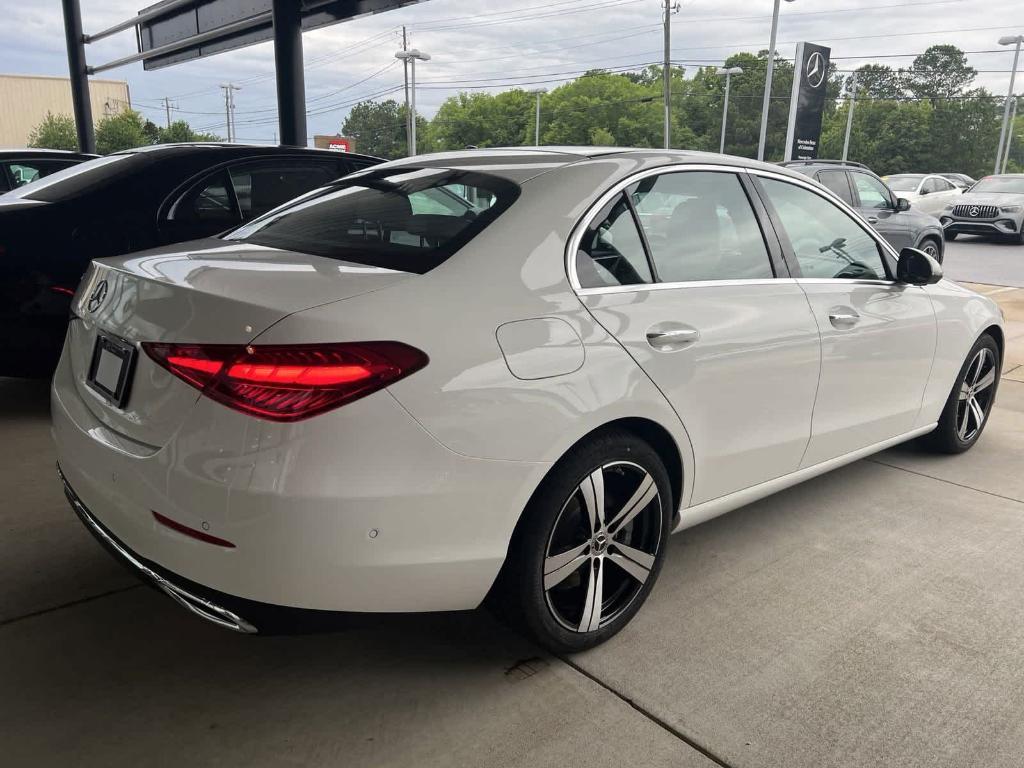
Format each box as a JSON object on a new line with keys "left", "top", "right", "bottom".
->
{"left": 969, "top": 176, "right": 1024, "bottom": 194}
{"left": 223, "top": 167, "right": 519, "bottom": 273}
{"left": 884, "top": 175, "right": 923, "bottom": 192}
{"left": 7, "top": 154, "right": 142, "bottom": 202}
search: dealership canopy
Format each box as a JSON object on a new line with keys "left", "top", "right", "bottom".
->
{"left": 60, "top": 0, "right": 427, "bottom": 152}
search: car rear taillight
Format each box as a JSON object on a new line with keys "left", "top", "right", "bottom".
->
{"left": 142, "top": 342, "right": 428, "bottom": 422}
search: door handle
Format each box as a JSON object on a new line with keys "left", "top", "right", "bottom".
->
{"left": 828, "top": 308, "right": 860, "bottom": 329}
{"left": 866, "top": 216, "right": 879, "bottom": 224}
{"left": 646, "top": 326, "right": 699, "bottom": 350}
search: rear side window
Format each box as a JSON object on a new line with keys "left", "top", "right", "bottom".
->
{"left": 224, "top": 168, "right": 519, "bottom": 274}
{"left": 630, "top": 171, "right": 772, "bottom": 282}
{"left": 575, "top": 194, "right": 653, "bottom": 288}
{"left": 816, "top": 170, "right": 854, "bottom": 205}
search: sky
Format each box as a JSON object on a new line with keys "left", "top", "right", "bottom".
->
{"left": 1, "top": 0, "right": 1021, "bottom": 143}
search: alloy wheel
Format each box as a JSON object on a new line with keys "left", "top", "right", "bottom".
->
{"left": 543, "top": 461, "right": 662, "bottom": 633}
{"left": 957, "top": 347, "right": 997, "bottom": 442}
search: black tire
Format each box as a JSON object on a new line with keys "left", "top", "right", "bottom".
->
{"left": 923, "top": 333, "right": 1000, "bottom": 454}
{"left": 918, "top": 236, "right": 943, "bottom": 264}
{"left": 502, "top": 430, "right": 672, "bottom": 653}
{"left": 944, "top": 230, "right": 957, "bottom": 242}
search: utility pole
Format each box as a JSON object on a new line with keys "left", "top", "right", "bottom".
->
{"left": 1002, "top": 96, "right": 1018, "bottom": 173}
{"left": 716, "top": 67, "right": 742, "bottom": 154}
{"left": 842, "top": 71, "right": 858, "bottom": 162}
{"left": 60, "top": 0, "right": 95, "bottom": 153}
{"left": 662, "top": 0, "right": 675, "bottom": 149}
{"left": 220, "top": 83, "right": 241, "bottom": 142}
{"left": 402, "top": 26, "right": 411, "bottom": 147}
{"left": 995, "top": 35, "right": 1023, "bottom": 174}
{"left": 163, "top": 96, "right": 173, "bottom": 128}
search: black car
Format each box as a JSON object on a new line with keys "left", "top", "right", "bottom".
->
{"left": 0, "top": 149, "right": 97, "bottom": 192}
{"left": 779, "top": 160, "right": 945, "bottom": 264}
{"left": 0, "top": 143, "right": 380, "bottom": 376}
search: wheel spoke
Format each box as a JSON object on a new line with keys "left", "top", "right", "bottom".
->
{"left": 974, "top": 367, "right": 996, "bottom": 394}
{"left": 579, "top": 469, "right": 605, "bottom": 534}
{"left": 969, "top": 396, "right": 986, "bottom": 433}
{"left": 607, "top": 472, "right": 657, "bottom": 535}
{"left": 959, "top": 382, "right": 971, "bottom": 401}
{"left": 957, "top": 402, "right": 971, "bottom": 439}
{"left": 578, "top": 557, "right": 604, "bottom": 633}
{"left": 608, "top": 541, "right": 655, "bottom": 584}
{"left": 544, "top": 543, "right": 590, "bottom": 590}
{"left": 969, "top": 349, "right": 988, "bottom": 387}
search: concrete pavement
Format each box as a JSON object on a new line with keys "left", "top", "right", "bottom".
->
{"left": 942, "top": 236, "right": 1024, "bottom": 288}
{"left": 2, "top": 285, "right": 1023, "bottom": 768}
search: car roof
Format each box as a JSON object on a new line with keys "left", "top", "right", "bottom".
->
{"left": 111, "top": 143, "right": 380, "bottom": 163}
{"left": 0, "top": 148, "right": 97, "bottom": 160}
{"left": 374, "top": 147, "right": 802, "bottom": 183}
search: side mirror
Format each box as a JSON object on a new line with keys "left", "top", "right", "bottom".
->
{"left": 897, "top": 247, "right": 943, "bottom": 286}
{"left": 895, "top": 197, "right": 912, "bottom": 212}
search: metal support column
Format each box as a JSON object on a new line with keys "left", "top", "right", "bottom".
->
{"left": 61, "top": 0, "right": 95, "bottom": 153}
{"left": 272, "top": 0, "right": 307, "bottom": 147}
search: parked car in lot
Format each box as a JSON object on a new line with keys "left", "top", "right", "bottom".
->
{"left": 938, "top": 173, "right": 1024, "bottom": 243}
{"left": 938, "top": 172, "right": 977, "bottom": 190}
{"left": 780, "top": 159, "right": 945, "bottom": 263}
{"left": 882, "top": 173, "right": 962, "bottom": 216}
{"left": 0, "top": 148, "right": 96, "bottom": 192}
{"left": 0, "top": 143, "right": 380, "bottom": 376}
{"left": 53, "top": 148, "right": 1003, "bottom": 652}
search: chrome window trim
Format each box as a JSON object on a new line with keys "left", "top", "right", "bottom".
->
{"left": 566, "top": 162, "right": 762, "bottom": 292}
{"left": 578, "top": 277, "right": 794, "bottom": 297}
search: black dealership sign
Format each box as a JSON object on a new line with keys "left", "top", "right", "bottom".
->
{"left": 783, "top": 42, "right": 832, "bottom": 161}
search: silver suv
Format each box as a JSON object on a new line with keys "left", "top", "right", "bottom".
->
{"left": 781, "top": 160, "right": 945, "bottom": 263}
{"left": 939, "top": 174, "right": 1024, "bottom": 244}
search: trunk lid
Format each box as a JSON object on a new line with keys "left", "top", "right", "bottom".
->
{"left": 67, "top": 239, "right": 410, "bottom": 447}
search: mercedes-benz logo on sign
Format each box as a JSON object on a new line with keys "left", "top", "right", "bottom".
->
{"left": 86, "top": 280, "right": 108, "bottom": 313}
{"left": 969, "top": 206, "right": 981, "bottom": 217}
{"left": 805, "top": 51, "right": 826, "bottom": 88}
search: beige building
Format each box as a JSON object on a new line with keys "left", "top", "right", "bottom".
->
{"left": 0, "top": 74, "right": 130, "bottom": 148}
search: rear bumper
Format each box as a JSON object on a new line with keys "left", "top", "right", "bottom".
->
{"left": 51, "top": 343, "right": 549, "bottom": 623}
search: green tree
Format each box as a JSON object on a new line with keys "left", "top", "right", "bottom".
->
{"left": 157, "top": 120, "right": 222, "bottom": 143}
{"left": 431, "top": 89, "right": 535, "bottom": 149}
{"left": 27, "top": 112, "right": 79, "bottom": 151}
{"left": 846, "top": 64, "right": 904, "bottom": 99}
{"left": 341, "top": 99, "right": 426, "bottom": 158}
{"left": 95, "top": 109, "right": 150, "bottom": 154}
{"left": 905, "top": 44, "right": 976, "bottom": 99}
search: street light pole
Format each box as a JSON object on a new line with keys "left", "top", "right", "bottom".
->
{"left": 716, "top": 66, "right": 742, "bottom": 154}
{"left": 842, "top": 71, "right": 859, "bottom": 162}
{"left": 1002, "top": 96, "right": 1018, "bottom": 173}
{"left": 758, "top": 0, "right": 796, "bottom": 162}
{"left": 995, "top": 35, "right": 1023, "bottom": 174}
{"left": 395, "top": 48, "right": 430, "bottom": 156}
{"left": 530, "top": 89, "right": 546, "bottom": 146}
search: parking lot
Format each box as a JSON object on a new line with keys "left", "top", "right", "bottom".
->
{"left": 0, "top": 235, "right": 1020, "bottom": 768}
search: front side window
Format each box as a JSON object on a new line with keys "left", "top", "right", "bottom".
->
{"left": 851, "top": 172, "right": 893, "bottom": 210}
{"left": 575, "top": 194, "right": 653, "bottom": 288}
{"left": 758, "top": 177, "right": 888, "bottom": 281}
{"left": 189, "top": 171, "right": 235, "bottom": 222}
{"left": 228, "top": 160, "right": 338, "bottom": 221}
{"left": 630, "top": 171, "right": 772, "bottom": 282}
{"left": 225, "top": 168, "right": 518, "bottom": 274}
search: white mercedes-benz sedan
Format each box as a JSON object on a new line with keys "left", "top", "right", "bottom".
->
{"left": 53, "top": 148, "right": 1003, "bottom": 652}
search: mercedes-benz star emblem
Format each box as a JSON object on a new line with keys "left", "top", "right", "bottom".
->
{"left": 86, "top": 280, "right": 108, "bottom": 313}
{"left": 969, "top": 206, "right": 981, "bottom": 218}
{"left": 805, "top": 52, "right": 826, "bottom": 89}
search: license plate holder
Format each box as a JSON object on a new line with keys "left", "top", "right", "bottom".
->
{"left": 87, "top": 332, "right": 137, "bottom": 408}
